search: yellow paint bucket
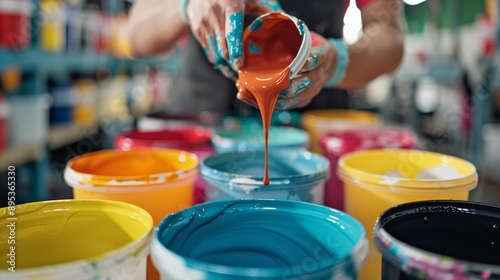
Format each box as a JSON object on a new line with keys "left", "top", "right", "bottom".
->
{"left": 338, "top": 149, "right": 477, "bottom": 280}
{"left": 301, "top": 109, "right": 380, "bottom": 153}
{"left": 0, "top": 199, "right": 153, "bottom": 279}
{"left": 64, "top": 149, "right": 198, "bottom": 225}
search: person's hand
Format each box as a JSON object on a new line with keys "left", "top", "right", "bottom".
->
{"left": 237, "top": 32, "right": 338, "bottom": 110}
{"left": 184, "top": 0, "right": 280, "bottom": 80}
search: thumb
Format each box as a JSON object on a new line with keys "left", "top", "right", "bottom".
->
{"left": 300, "top": 32, "right": 328, "bottom": 73}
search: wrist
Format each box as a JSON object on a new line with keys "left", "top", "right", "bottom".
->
{"left": 180, "top": 0, "right": 190, "bottom": 24}
{"left": 324, "top": 38, "right": 349, "bottom": 88}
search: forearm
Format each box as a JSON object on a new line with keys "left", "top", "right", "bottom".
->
{"left": 126, "top": 0, "right": 190, "bottom": 57}
{"left": 336, "top": 0, "right": 404, "bottom": 89}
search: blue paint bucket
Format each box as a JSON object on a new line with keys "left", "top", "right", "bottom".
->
{"left": 151, "top": 199, "right": 368, "bottom": 280}
{"left": 212, "top": 125, "right": 310, "bottom": 152}
{"left": 200, "top": 149, "right": 329, "bottom": 204}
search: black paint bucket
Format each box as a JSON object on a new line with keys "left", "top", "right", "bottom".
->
{"left": 374, "top": 200, "right": 500, "bottom": 279}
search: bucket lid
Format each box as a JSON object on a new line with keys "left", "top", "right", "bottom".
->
{"left": 337, "top": 149, "right": 477, "bottom": 194}
{"left": 0, "top": 0, "right": 33, "bottom": 15}
{"left": 320, "top": 128, "right": 418, "bottom": 155}
{"left": 115, "top": 126, "right": 213, "bottom": 151}
{"left": 374, "top": 200, "right": 500, "bottom": 278}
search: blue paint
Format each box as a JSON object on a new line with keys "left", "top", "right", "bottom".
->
{"left": 207, "top": 35, "right": 223, "bottom": 64}
{"left": 153, "top": 199, "right": 368, "bottom": 279}
{"left": 212, "top": 125, "right": 309, "bottom": 152}
{"left": 200, "top": 149, "right": 329, "bottom": 203}
{"left": 298, "top": 20, "right": 306, "bottom": 36}
{"left": 280, "top": 78, "right": 313, "bottom": 98}
{"left": 310, "top": 55, "right": 319, "bottom": 69}
{"left": 249, "top": 18, "right": 264, "bottom": 32}
{"left": 226, "top": 12, "right": 243, "bottom": 61}
{"left": 248, "top": 41, "right": 261, "bottom": 54}
{"left": 276, "top": 97, "right": 301, "bottom": 110}
{"left": 258, "top": 0, "right": 283, "bottom": 11}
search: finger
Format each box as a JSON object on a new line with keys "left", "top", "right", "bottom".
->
{"left": 256, "top": 0, "right": 282, "bottom": 12}
{"left": 279, "top": 77, "right": 313, "bottom": 98}
{"left": 300, "top": 47, "right": 327, "bottom": 73}
{"left": 287, "top": 97, "right": 314, "bottom": 110}
{"left": 225, "top": 2, "right": 245, "bottom": 70}
{"left": 208, "top": 6, "right": 228, "bottom": 60}
{"left": 236, "top": 91, "right": 258, "bottom": 109}
{"left": 275, "top": 97, "right": 302, "bottom": 110}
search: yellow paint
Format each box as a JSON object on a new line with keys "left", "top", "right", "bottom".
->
{"left": 338, "top": 149, "right": 477, "bottom": 280}
{"left": 1, "top": 67, "right": 22, "bottom": 92}
{"left": 301, "top": 109, "right": 379, "bottom": 153}
{"left": 0, "top": 200, "right": 152, "bottom": 270}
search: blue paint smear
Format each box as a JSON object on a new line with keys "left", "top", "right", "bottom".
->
{"left": 156, "top": 199, "right": 365, "bottom": 279}
{"left": 248, "top": 41, "right": 261, "bottom": 54}
{"left": 310, "top": 55, "right": 319, "bottom": 69}
{"left": 226, "top": 12, "right": 244, "bottom": 60}
{"left": 298, "top": 20, "right": 305, "bottom": 36}
{"left": 249, "top": 18, "right": 264, "bottom": 32}
{"left": 207, "top": 35, "right": 223, "bottom": 64}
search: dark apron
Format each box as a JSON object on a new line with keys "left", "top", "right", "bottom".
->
{"left": 169, "top": 0, "right": 348, "bottom": 115}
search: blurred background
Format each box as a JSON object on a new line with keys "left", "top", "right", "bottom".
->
{"left": 0, "top": 0, "right": 499, "bottom": 206}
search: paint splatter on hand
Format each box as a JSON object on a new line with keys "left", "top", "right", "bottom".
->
{"left": 276, "top": 32, "right": 338, "bottom": 110}
{"left": 185, "top": 0, "right": 274, "bottom": 77}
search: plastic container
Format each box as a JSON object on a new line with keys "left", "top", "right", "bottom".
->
{"left": 40, "top": 0, "right": 66, "bottom": 53}
{"left": 49, "top": 85, "right": 75, "bottom": 125}
{"left": 64, "top": 4, "right": 83, "bottom": 52}
{"left": 6, "top": 94, "right": 50, "bottom": 145}
{"left": 201, "top": 149, "right": 329, "bottom": 204}
{"left": 338, "top": 149, "right": 478, "bottom": 280}
{"left": 73, "top": 80, "right": 98, "bottom": 127}
{"left": 374, "top": 200, "right": 500, "bottom": 279}
{"left": 319, "top": 128, "right": 418, "bottom": 211}
{"left": 152, "top": 199, "right": 368, "bottom": 280}
{"left": 301, "top": 109, "right": 380, "bottom": 153}
{"left": 64, "top": 149, "right": 199, "bottom": 225}
{"left": 0, "top": 199, "right": 153, "bottom": 280}
{"left": 212, "top": 124, "right": 310, "bottom": 152}
{"left": 114, "top": 127, "right": 214, "bottom": 204}
{"left": 0, "top": 0, "right": 32, "bottom": 49}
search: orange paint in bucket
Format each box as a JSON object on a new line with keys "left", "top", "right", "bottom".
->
{"left": 64, "top": 149, "right": 198, "bottom": 280}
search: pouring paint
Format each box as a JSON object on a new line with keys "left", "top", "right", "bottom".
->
{"left": 237, "top": 12, "right": 311, "bottom": 185}
{"left": 374, "top": 200, "right": 500, "bottom": 279}
{"left": 151, "top": 199, "right": 368, "bottom": 279}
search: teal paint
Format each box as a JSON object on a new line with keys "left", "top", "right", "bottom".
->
{"left": 258, "top": 0, "right": 283, "bottom": 12}
{"left": 248, "top": 41, "right": 261, "bottom": 54}
{"left": 200, "top": 149, "right": 328, "bottom": 203}
{"left": 226, "top": 12, "right": 244, "bottom": 60}
{"left": 249, "top": 18, "right": 264, "bottom": 32}
{"left": 153, "top": 199, "right": 368, "bottom": 279}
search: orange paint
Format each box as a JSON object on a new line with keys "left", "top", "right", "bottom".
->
{"left": 237, "top": 13, "right": 302, "bottom": 185}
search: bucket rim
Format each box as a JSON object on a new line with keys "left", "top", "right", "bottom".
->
{"left": 301, "top": 109, "right": 380, "bottom": 126}
{"left": 337, "top": 149, "right": 477, "bottom": 193}
{"left": 64, "top": 149, "right": 199, "bottom": 190}
{"left": 0, "top": 199, "right": 153, "bottom": 278}
{"left": 200, "top": 150, "right": 330, "bottom": 190}
{"left": 152, "top": 199, "right": 368, "bottom": 278}
{"left": 374, "top": 200, "right": 500, "bottom": 278}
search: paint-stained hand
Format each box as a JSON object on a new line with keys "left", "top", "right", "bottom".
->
{"left": 184, "top": 0, "right": 281, "bottom": 79}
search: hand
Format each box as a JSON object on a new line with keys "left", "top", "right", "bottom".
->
{"left": 185, "top": 0, "right": 280, "bottom": 80}
{"left": 237, "top": 32, "right": 338, "bottom": 110}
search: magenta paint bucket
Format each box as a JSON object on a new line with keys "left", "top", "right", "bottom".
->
{"left": 320, "top": 128, "right": 417, "bottom": 211}
{"left": 114, "top": 126, "right": 214, "bottom": 205}
{"left": 374, "top": 200, "right": 500, "bottom": 279}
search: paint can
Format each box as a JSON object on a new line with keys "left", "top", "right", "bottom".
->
{"left": 319, "top": 128, "right": 418, "bottom": 211}
{"left": 0, "top": 0, "right": 33, "bottom": 49}
{"left": 64, "top": 149, "right": 199, "bottom": 225}
{"left": 212, "top": 124, "right": 309, "bottom": 152}
{"left": 301, "top": 109, "right": 380, "bottom": 154}
{"left": 0, "top": 199, "right": 153, "bottom": 280}
{"left": 152, "top": 199, "right": 368, "bottom": 279}
{"left": 337, "top": 149, "right": 478, "bottom": 280}
{"left": 114, "top": 127, "right": 214, "bottom": 205}
{"left": 245, "top": 12, "right": 311, "bottom": 80}
{"left": 200, "top": 149, "right": 329, "bottom": 204}
{"left": 374, "top": 200, "right": 500, "bottom": 279}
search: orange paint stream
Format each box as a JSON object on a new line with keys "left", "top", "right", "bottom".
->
{"left": 237, "top": 14, "right": 302, "bottom": 185}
